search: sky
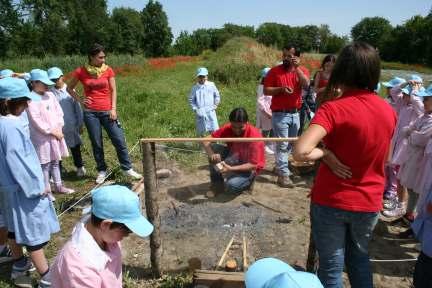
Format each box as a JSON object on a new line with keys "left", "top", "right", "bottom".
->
{"left": 107, "top": 0, "right": 431, "bottom": 38}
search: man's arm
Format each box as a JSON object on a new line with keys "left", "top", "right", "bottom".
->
{"left": 202, "top": 135, "right": 221, "bottom": 163}
{"left": 221, "top": 162, "right": 256, "bottom": 173}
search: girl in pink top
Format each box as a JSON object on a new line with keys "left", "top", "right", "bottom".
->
{"left": 383, "top": 79, "right": 425, "bottom": 218}
{"left": 256, "top": 67, "right": 274, "bottom": 154}
{"left": 27, "top": 69, "right": 75, "bottom": 201}
{"left": 396, "top": 85, "right": 432, "bottom": 224}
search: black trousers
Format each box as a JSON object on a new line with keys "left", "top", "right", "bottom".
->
{"left": 414, "top": 252, "right": 432, "bottom": 288}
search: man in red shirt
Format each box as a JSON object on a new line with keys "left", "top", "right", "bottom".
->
{"left": 203, "top": 108, "right": 265, "bottom": 196}
{"left": 264, "top": 45, "right": 310, "bottom": 187}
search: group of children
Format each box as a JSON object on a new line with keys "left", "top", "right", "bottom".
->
{"left": 0, "top": 71, "right": 154, "bottom": 287}
{"left": 381, "top": 74, "right": 432, "bottom": 286}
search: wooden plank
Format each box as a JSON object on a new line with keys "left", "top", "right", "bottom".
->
{"left": 216, "top": 236, "right": 235, "bottom": 270}
{"left": 141, "top": 137, "right": 297, "bottom": 143}
{"left": 242, "top": 232, "right": 248, "bottom": 270}
{"left": 194, "top": 270, "right": 245, "bottom": 288}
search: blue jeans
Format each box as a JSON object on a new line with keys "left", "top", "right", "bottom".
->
{"left": 209, "top": 144, "right": 254, "bottom": 193}
{"left": 311, "top": 204, "right": 379, "bottom": 288}
{"left": 272, "top": 112, "right": 300, "bottom": 176}
{"left": 84, "top": 111, "right": 132, "bottom": 172}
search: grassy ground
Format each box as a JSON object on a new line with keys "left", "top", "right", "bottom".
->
{"left": 1, "top": 38, "right": 431, "bottom": 287}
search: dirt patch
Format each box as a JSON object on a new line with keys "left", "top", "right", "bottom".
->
{"left": 118, "top": 152, "right": 417, "bottom": 288}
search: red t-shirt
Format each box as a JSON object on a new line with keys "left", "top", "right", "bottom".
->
{"left": 310, "top": 89, "right": 397, "bottom": 212}
{"left": 264, "top": 64, "right": 310, "bottom": 110}
{"left": 211, "top": 123, "right": 265, "bottom": 173}
{"left": 72, "top": 66, "right": 115, "bottom": 111}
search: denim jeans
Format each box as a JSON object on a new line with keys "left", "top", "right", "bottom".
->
{"left": 209, "top": 144, "right": 254, "bottom": 193}
{"left": 311, "top": 204, "right": 379, "bottom": 288}
{"left": 272, "top": 112, "right": 300, "bottom": 176}
{"left": 83, "top": 111, "right": 132, "bottom": 172}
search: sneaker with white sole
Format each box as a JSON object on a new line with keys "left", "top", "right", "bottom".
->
{"left": 265, "top": 145, "right": 275, "bottom": 155}
{"left": 38, "top": 278, "right": 51, "bottom": 288}
{"left": 95, "top": 171, "right": 107, "bottom": 184}
{"left": 11, "top": 257, "right": 35, "bottom": 280}
{"left": 76, "top": 167, "right": 86, "bottom": 177}
{"left": 122, "top": 169, "right": 143, "bottom": 180}
{"left": 383, "top": 198, "right": 397, "bottom": 210}
{"left": 382, "top": 203, "right": 406, "bottom": 218}
{"left": 13, "top": 275, "right": 33, "bottom": 288}
{"left": 0, "top": 246, "right": 13, "bottom": 264}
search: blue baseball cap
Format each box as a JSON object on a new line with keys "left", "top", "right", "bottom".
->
{"left": 196, "top": 67, "right": 208, "bottom": 77}
{"left": 409, "top": 74, "right": 423, "bottom": 83}
{"left": 382, "top": 77, "right": 406, "bottom": 88}
{"left": 29, "top": 69, "right": 55, "bottom": 86}
{"left": 91, "top": 185, "right": 154, "bottom": 238}
{"left": 47, "top": 67, "right": 63, "bottom": 80}
{"left": 260, "top": 67, "right": 271, "bottom": 78}
{"left": 245, "top": 258, "right": 323, "bottom": 288}
{"left": 0, "top": 69, "right": 14, "bottom": 78}
{"left": 416, "top": 84, "right": 432, "bottom": 98}
{"left": 0, "top": 77, "right": 40, "bottom": 101}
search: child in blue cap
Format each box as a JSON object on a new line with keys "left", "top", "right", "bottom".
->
{"left": 51, "top": 185, "right": 153, "bottom": 288}
{"left": 411, "top": 84, "right": 432, "bottom": 287}
{"left": 188, "top": 67, "right": 221, "bottom": 136}
{"left": 27, "top": 69, "right": 75, "bottom": 201}
{"left": 0, "top": 77, "right": 60, "bottom": 287}
{"left": 48, "top": 67, "right": 86, "bottom": 177}
{"left": 245, "top": 257, "right": 323, "bottom": 288}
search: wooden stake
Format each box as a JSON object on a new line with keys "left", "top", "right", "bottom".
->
{"left": 306, "top": 229, "right": 316, "bottom": 273}
{"left": 242, "top": 232, "right": 248, "bottom": 270}
{"left": 142, "top": 142, "right": 162, "bottom": 277}
{"left": 216, "top": 236, "right": 235, "bottom": 270}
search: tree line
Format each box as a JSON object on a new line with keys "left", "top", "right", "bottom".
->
{"left": 0, "top": 0, "right": 431, "bottom": 66}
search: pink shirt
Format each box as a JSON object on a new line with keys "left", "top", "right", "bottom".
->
{"left": 397, "top": 113, "right": 432, "bottom": 191}
{"left": 390, "top": 86, "right": 424, "bottom": 164}
{"left": 27, "top": 91, "right": 68, "bottom": 164}
{"left": 256, "top": 84, "right": 272, "bottom": 131}
{"left": 51, "top": 218, "right": 123, "bottom": 288}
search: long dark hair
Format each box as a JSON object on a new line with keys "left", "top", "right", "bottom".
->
{"left": 321, "top": 42, "right": 380, "bottom": 103}
{"left": 321, "top": 54, "right": 336, "bottom": 69}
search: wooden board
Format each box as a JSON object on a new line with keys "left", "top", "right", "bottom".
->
{"left": 193, "top": 270, "right": 245, "bottom": 288}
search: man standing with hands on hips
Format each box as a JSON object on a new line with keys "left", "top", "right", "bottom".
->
{"left": 264, "top": 45, "right": 310, "bottom": 187}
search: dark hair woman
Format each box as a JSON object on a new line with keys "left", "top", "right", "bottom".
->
{"left": 313, "top": 54, "right": 336, "bottom": 105}
{"left": 67, "top": 43, "right": 142, "bottom": 184}
{"left": 293, "top": 42, "right": 397, "bottom": 287}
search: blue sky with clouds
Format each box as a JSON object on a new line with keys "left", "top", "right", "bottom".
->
{"left": 107, "top": 0, "right": 431, "bottom": 38}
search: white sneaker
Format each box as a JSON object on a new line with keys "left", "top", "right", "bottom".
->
{"left": 95, "top": 171, "right": 107, "bottom": 184}
{"left": 122, "top": 169, "right": 143, "bottom": 180}
{"left": 265, "top": 145, "right": 275, "bottom": 155}
{"left": 76, "top": 167, "right": 86, "bottom": 177}
{"left": 382, "top": 203, "right": 406, "bottom": 218}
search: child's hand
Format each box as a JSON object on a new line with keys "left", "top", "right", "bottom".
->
{"left": 51, "top": 128, "right": 64, "bottom": 140}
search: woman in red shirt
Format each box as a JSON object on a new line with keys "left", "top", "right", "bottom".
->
{"left": 313, "top": 54, "right": 336, "bottom": 105}
{"left": 294, "top": 43, "right": 397, "bottom": 288}
{"left": 67, "top": 44, "right": 142, "bottom": 184}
